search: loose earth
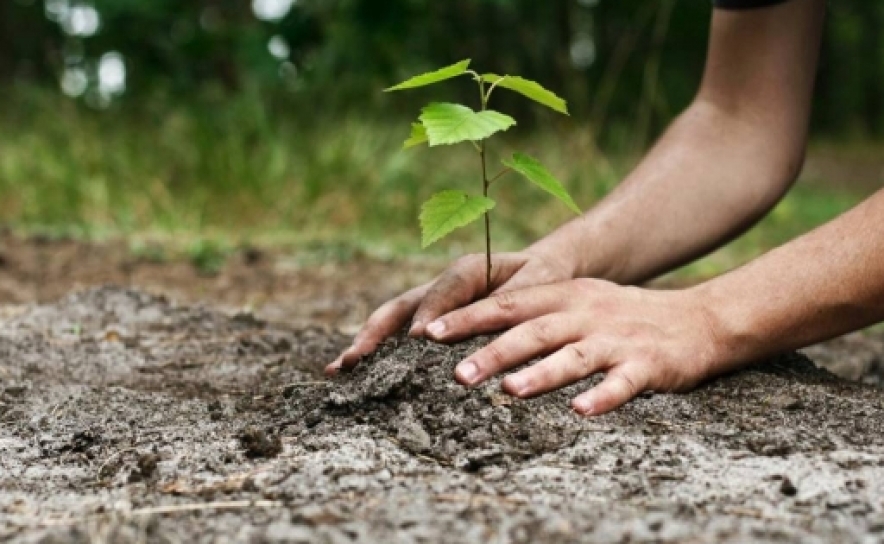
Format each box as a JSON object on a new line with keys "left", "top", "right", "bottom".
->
{"left": 1, "top": 287, "right": 884, "bottom": 543}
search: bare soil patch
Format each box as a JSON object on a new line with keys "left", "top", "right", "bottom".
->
{"left": 0, "top": 231, "right": 441, "bottom": 332}
{"left": 2, "top": 234, "right": 884, "bottom": 542}
{"left": 0, "top": 286, "right": 883, "bottom": 543}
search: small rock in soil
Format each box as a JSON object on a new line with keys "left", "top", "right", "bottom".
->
{"left": 239, "top": 427, "right": 282, "bottom": 459}
{"left": 396, "top": 406, "right": 432, "bottom": 453}
{"left": 780, "top": 476, "right": 798, "bottom": 497}
{"left": 767, "top": 394, "right": 803, "bottom": 410}
{"left": 136, "top": 452, "right": 160, "bottom": 479}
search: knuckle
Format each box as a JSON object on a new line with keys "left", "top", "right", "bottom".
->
{"left": 372, "top": 297, "right": 410, "bottom": 324}
{"left": 572, "top": 277, "right": 596, "bottom": 292}
{"left": 565, "top": 343, "right": 592, "bottom": 372}
{"left": 613, "top": 370, "right": 642, "bottom": 399}
{"left": 590, "top": 335, "right": 618, "bottom": 360}
{"left": 526, "top": 319, "right": 553, "bottom": 345}
{"left": 491, "top": 291, "right": 518, "bottom": 313}
{"left": 481, "top": 342, "right": 508, "bottom": 370}
{"left": 620, "top": 374, "right": 640, "bottom": 398}
{"left": 574, "top": 277, "right": 607, "bottom": 290}
{"left": 617, "top": 325, "right": 641, "bottom": 340}
{"left": 364, "top": 308, "right": 389, "bottom": 330}
{"left": 433, "top": 270, "right": 464, "bottom": 293}
{"left": 389, "top": 297, "right": 412, "bottom": 315}
{"left": 450, "top": 306, "right": 477, "bottom": 329}
{"left": 453, "top": 253, "right": 483, "bottom": 271}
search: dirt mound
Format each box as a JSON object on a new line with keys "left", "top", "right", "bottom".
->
{"left": 3, "top": 287, "right": 884, "bottom": 543}
{"left": 295, "top": 333, "right": 588, "bottom": 468}
{"left": 292, "top": 334, "right": 874, "bottom": 469}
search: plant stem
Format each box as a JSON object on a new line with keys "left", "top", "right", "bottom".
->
{"left": 488, "top": 167, "right": 512, "bottom": 186}
{"left": 477, "top": 75, "right": 492, "bottom": 295}
{"left": 480, "top": 141, "right": 491, "bottom": 294}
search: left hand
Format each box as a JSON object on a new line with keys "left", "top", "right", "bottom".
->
{"left": 423, "top": 278, "right": 727, "bottom": 416}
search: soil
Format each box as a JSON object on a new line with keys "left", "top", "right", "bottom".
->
{"left": 0, "top": 231, "right": 442, "bottom": 333}
{"left": 2, "top": 235, "right": 884, "bottom": 543}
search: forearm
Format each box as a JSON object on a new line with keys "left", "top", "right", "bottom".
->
{"left": 529, "top": 0, "right": 824, "bottom": 285}
{"left": 698, "top": 188, "right": 884, "bottom": 369}
{"left": 530, "top": 100, "right": 804, "bottom": 283}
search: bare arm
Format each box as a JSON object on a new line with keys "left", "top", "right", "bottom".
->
{"left": 424, "top": 177, "right": 884, "bottom": 416}
{"left": 329, "top": 0, "right": 826, "bottom": 375}
{"left": 699, "top": 188, "right": 884, "bottom": 369}
{"left": 533, "top": 0, "right": 825, "bottom": 284}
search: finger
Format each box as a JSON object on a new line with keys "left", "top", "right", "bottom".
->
{"left": 493, "top": 255, "right": 568, "bottom": 294}
{"left": 453, "top": 315, "right": 583, "bottom": 386}
{"left": 412, "top": 254, "right": 523, "bottom": 334}
{"left": 426, "top": 282, "right": 573, "bottom": 342}
{"left": 502, "top": 338, "right": 616, "bottom": 398}
{"left": 325, "top": 284, "right": 429, "bottom": 375}
{"left": 571, "top": 365, "right": 649, "bottom": 416}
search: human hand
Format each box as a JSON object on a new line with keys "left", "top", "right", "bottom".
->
{"left": 326, "top": 249, "right": 575, "bottom": 375}
{"left": 420, "top": 278, "right": 726, "bottom": 415}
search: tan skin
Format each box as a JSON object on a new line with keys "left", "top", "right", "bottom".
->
{"left": 328, "top": 0, "right": 884, "bottom": 415}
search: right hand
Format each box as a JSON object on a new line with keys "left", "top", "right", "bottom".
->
{"left": 325, "top": 249, "right": 576, "bottom": 375}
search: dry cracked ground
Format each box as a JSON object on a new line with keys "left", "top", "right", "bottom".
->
{"left": 1, "top": 236, "right": 884, "bottom": 543}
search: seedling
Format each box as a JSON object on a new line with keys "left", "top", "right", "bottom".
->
{"left": 386, "top": 60, "right": 580, "bottom": 293}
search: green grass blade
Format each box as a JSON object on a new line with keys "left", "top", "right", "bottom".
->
{"left": 482, "top": 74, "right": 568, "bottom": 115}
{"left": 420, "top": 190, "right": 496, "bottom": 247}
{"left": 419, "top": 103, "right": 516, "bottom": 146}
{"left": 403, "top": 122, "right": 428, "bottom": 149}
{"left": 385, "top": 60, "right": 471, "bottom": 92}
{"left": 502, "top": 152, "right": 580, "bottom": 214}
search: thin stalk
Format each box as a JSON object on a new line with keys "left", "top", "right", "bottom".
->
{"left": 477, "top": 75, "right": 492, "bottom": 294}
{"left": 484, "top": 75, "right": 508, "bottom": 104}
{"left": 488, "top": 167, "right": 512, "bottom": 186}
{"left": 480, "top": 141, "right": 491, "bottom": 293}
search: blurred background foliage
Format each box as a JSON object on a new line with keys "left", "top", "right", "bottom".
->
{"left": 1, "top": 0, "right": 881, "bottom": 276}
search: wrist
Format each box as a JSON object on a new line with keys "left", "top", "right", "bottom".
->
{"left": 521, "top": 243, "right": 580, "bottom": 281}
{"left": 688, "top": 277, "right": 769, "bottom": 370}
{"left": 527, "top": 216, "right": 630, "bottom": 282}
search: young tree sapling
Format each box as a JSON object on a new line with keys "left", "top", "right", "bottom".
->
{"left": 386, "top": 59, "right": 580, "bottom": 293}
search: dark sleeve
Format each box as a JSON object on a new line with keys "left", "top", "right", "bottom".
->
{"left": 713, "top": 0, "right": 791, "bottom": 9}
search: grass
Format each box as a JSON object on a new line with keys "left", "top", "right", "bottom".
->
{"left": 0, "top": 87, "right": 871, "bottom": 279}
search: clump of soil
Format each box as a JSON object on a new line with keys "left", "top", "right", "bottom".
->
{"left": 3, "top": 286, "right": 884, "bottom": 543}
{"left": 289, "top": 332, "right": 883, "bottom": 467}
{"left": 239, "top": 427, "right": 283, "bottom": 459}
{"left": 288, "top": 333, "right": 589, "bottom": 468}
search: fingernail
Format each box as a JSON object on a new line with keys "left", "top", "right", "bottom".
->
{"left": 504, "top": 374, "right": 528, "bottom": 396}
{"left": 426, "top": 320, "right": 446, "bottom": 338}
{"left": 455, "top": 360, "right": 480, "bottom": 384}
{"left": 572, "top": 397, "right": 594, "bottom": 415}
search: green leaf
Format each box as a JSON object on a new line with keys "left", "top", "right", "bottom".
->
{"left": 420, "top": 190, "right": 496, "bottom": 248}
{"left": 403, "top": 122, "right": 427, "bottom": 149}
{"left": 385, "top": 60, "right": 471, "bottom": 92}
{"left": 419, "top": 103, "right": 516, "bottom": 146}
{"left": 502, "top": 153, "right": 580, "bottom": 214}
{"left": 481, "top": 74, "right": 569, "bottom": 115}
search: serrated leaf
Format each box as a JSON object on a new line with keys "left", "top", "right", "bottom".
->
{"left": 482, "top": 74, "right": 569, "bottom": 115}
{"left": 502, "top": 153, "right": 580, "bottom": 214}
{"left": 420, "top": 190, "right": 496, "bottom": 248}
{"left": 403, "top": 122, "right": 427, "bottom": 149}
{"left": 385, "top": 60, "right": 471, "bottom": 92}
{"left": 419, "top": 103, "right": 516, "bottom": 146}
